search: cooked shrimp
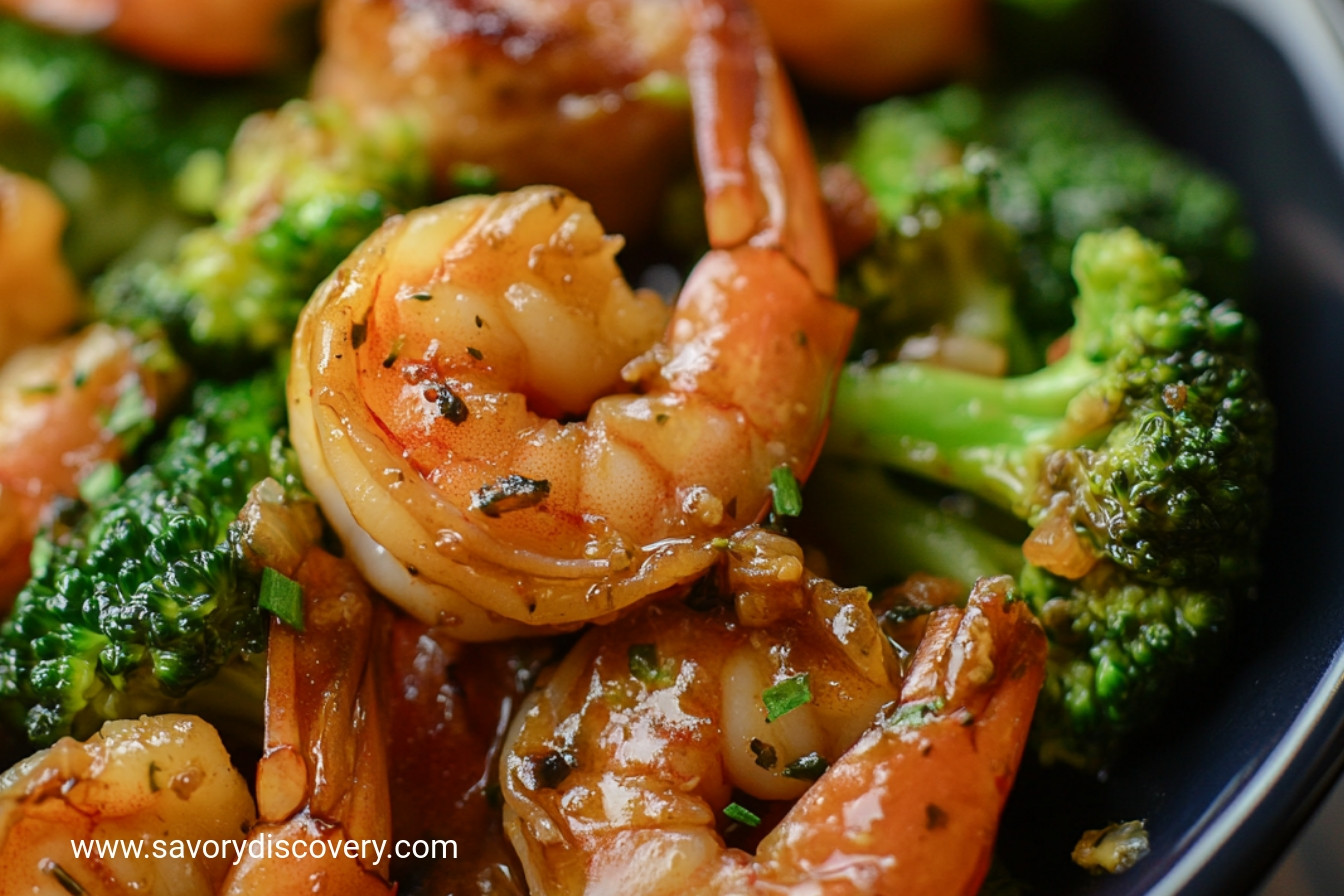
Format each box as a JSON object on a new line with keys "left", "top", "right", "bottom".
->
{"left": 501, "top": 536, "right": 1046, "bottom": 896}
{"left": 0, "top": 170, "right": 80, "bottom": 367}
{"left": 0, "top": 0, "right": 313, "bottom": 73}
{"left": 0, "top": 324, "right": 186, "bottom": 600}
{"left": 0, "top": 713, "right": 256, "bottom": 895}
{"left": 310, "top": 0, "right": 694, "bottom": 237}
{"left": 756, "top": 0, "right": 986, "bottom": 99}
{"left": 221, "top": 546, "right": 395, "bottom": 895}
{"left": 289, "top": 0, "right": 855, "bottom": 639}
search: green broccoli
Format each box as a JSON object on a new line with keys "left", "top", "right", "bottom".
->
{"left": 803, "top": 461, "right": 1229, "bottom": 769}
{"left": 93, "top": 99, "right": 432, "bottom": 372}
{"left": 0, "top": 16, "right": 295, "bottom": 276}
{"left": 816, "top": 229, "right": 1271, "bottom": 767}
{"left": 839, "top": 80, "right": 1252, "bottom": 362}
{"left": 0, "top": 369, "right": 314, "bottom": 746}
{"left": 830, "top": 227, "right": 1272, "bottom": 587}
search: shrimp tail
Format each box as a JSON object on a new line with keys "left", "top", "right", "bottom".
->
{"left": 757, "top": 575, "right": 1047, "bottom": 896}
{"left": 222, "top": 547, "right": 396, "bottom": 895}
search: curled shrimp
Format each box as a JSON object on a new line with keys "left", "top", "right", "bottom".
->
{"left": 0, "top": 0, "right": 313, "bottom": 73}
{"left": 0, "top": 324, "right": 186, "bottom": 600}
{"left": 309, "top": 0, "right": 694, "bottom": 238}
{"left": 221, "top": 546, "right": 394, "bottom": 895}
{"left": 288, "top": 0, "right": 855, "bottom": 639}
{"left": 501, "top": 531, "right": 1047, "bottom": 895}
{"left": 755, "top": 0, "right": 986, "bottom": 99}
{"left": 0, "top": 713, "right": 256, "bottom": 895}
{"left": 0, "top": 170, "right": 80, "bottom": 367}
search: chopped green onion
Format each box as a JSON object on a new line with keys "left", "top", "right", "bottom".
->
{"left": 628, "top": 644, "right": 660, "bottom": 683}
{"left": 781, "top": 752, "right": 829, "bottom": 781}
{"left": 104, "top": 380, "right": 152, "bottom": 443}
{"left": 450, "top": 162, "right": 499, "bottom": 193}
{"left": 763, "top": 673, "right": 811, "bottom": 722}
{"left": 723, "top": 802, "right": 760, "bottom": 827}
{"left": 77, "top": 462, "right": 122, "bottom": 504}
{"left": 769, "top": 465, "right": 803, "bottom": 517}
{"left": 259, "top": 567, "right": 305, "bottom": 631}
{"left": 889, "top": 697, "right": 946, "bottom": 729}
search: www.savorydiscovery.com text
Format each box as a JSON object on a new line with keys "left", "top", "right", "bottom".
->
{"left": 71, "top": 834, "right": 458, "bottom": 865}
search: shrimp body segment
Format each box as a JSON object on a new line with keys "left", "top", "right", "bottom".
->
{"left": 501, "top": 550, "right": 1046, "bottom": 896}
{"left": 0, "top": 714, "right": 256, "bottom": 896}
{"left": 288, "top": 0, "right": 855, "bottom": 639}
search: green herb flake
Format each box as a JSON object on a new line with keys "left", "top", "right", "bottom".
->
{"left": 104, "top": 381, "right": 152, "bottom": 442}
{"left": 77, "top": 462, "right": 122, "bottom": 504}
{"left": 259, "top": 567, "right": 305, "bottom": 631}
{"left": 467, "top": 346, "right": 484, "bottom": 361}
{"left": 148, "top": 760, "right": 161, "bottom": 792}
{"left": 723, "top": 802, "right": 760, "bottom": 827}
{"left": 889, "top": 697, "right": 946, "bottom": 730}
{"left": 382, "top": 334, "right": 406, "bottom": 369}
{"left": 763, "top": 673, "right": 811, "bottom": 722}
{"left": 410, "top": 292, "right": 433, "bottom": 302}
{"left": 769, "top": 465, "right": 803, "bottom": 518}
{"left": 40, "top": 860, "right": 86, "bottom": 895}
{"left": 749, "top": 738, "right": 777, "bottom": 770}
{"left": 450, "top": 162, "right": 499, "bottom": 193}
{"left": 20, "top": 382, "right": 59, "bottom": 397}
{"left": 628, "top": 643, "right": 661, "bottom": 683}
{"left": 470, "top": 474, "right": 551, "bottom": 518}
{"left": 781, "top": 752, "right": 829, "bottom": 780}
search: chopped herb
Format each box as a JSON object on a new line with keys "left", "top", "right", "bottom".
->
{"left": 711, "top": 537, "right": 733, "bottom": 551}
{"left": 926, "top": 803, "right": 949, "bottom": 829}
{"left": 627, "top": 70, "right": 691, "bottom": 107}
{"left": 148, "top": 760, "right": 161, "bottom": 792}
{"left": 40, "top": 860, "right": 85, "bottom": 895}
{"left": 410, "top": 291, "right": 433, "bottom": 301}
{"left": 749, "top": 738, "right": 778, "bottom": 770}
{"left": 259, "top": 567, "right": 305, "bottom": 631}
{"left": 467, "top": 346, "right": 484, "bottom": 361}
{"left": 20, "top": 382, "right": 59, "bottom": 396}
{"left": 78, "top": 462, "right": 122, "bottom": 504}
{"left": 351, "top": 321, "right": 368, "bottom": 349}
{"left": 483, "top": 781, "right": 503, "bottom": 809}
{"left": 72, "top": 369, "right": 89, "bottom": 388}
{"left": 531, "top": 750, "right": 573, "bottom": 789}
{"left": 655, "top": 413, "right": 669, "bottom": 425}
{"left": 471, "top": 475, "right": 550, "bottom": 518}
{"left": 769, "top": 465, "right": 803, "bottom": 518}
{"left": 782, "top": 752, "right": 829, "bottom": 780}
{"left": 450, "top": 162, "right": 499, "bottom": 193}
{"left": 628, "top": 643, "right": 661, "bottom": 683}
{"left": 889, "top": 697, "right": 946, "bottom": 729}
{"left": 431, "top": 384, "right": 468, "bottom": 424}
{"left": 723, "top": 802, "right": 761, "bottom": 827}
{"left": 795, "top": 331, "right": 808, "bottom": 347}
{"left": 763, "top": 673, "right": 811, "bottom": 722}
{"left": 382, "top": 334, "right": 405, "bottom": 368}
{"left": 104, "top": 381, "right": 152, "bottom": 442}
{"left": 475, "top": 315, "right": 484, "bottom": 328}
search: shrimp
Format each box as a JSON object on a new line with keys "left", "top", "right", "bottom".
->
{"left": 0, "top": 324, "right": 186, "bottom": 600}
{"left": 288, "top": 0, "right": 855, "bottom": 639}
{"left": 309, "top": 0, "right": 694, "bottom": 238}
{"left": 0, "top": 713, "right": 256, "bottom": 895}
{"left": 756, "top": 0, "right": 986, "bottom": 99}
{"left": 220, "top": 546, "right": 395, "bottom": 895}
{"left": 0, "top": 170, "right": 80, "bottom": 368}
{"left": 500, "top": 530, "right": 1047, "bottom": 895}
{"left": 0, "top": 0, "right": 314, "bottom": 73}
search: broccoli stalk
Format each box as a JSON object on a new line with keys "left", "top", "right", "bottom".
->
{"left": 93, "top": 99, "right": 431, "bottom": 370}
{"left": 828, "top": 228, "right": 1273, "bottom": 590}
{"left": 0, "top": 369, "right": 313, "bottom": 746}
{"left": 803, "top": 460, "right": 1228, "bottom": 769}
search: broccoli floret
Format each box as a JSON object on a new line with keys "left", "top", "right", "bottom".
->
{"left": 0, "top": 369, "right": 310, "bottom": 745}
{"left": 829, "top": 228, "right": 1273, "bottom": 590}
{"left": 0, "top": 16, "right": 294, "bottom": 276}
{"left": 93, "top": 99, "right": 431, "bottom": 372}
{"left": 802, "top": 461, "right": 1229, "bottom": 769}
{"left": 839, "top": 80, "right": 1252, "bottom": 361}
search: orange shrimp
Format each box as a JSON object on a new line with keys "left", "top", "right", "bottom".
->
{"left": 288, "top": 0, "right": 855, "bottom": 640}
{"left": 0, "top": 0, "right": 313, "bottom": 73}
{"left": 220, "top": 547, "right": 395, "bottom": 895}
{"left": 755, "top": 0, "right": 986, "bottom": 99}
{"left": 0, "top": 324, "right": 186, "bottom": 601}
{"left": 309, "top": 0, "right": 694, "bottom": 239}
{"left": 501, "top": 535, "right": 1046, "bottom": 896}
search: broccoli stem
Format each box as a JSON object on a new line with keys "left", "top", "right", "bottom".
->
{"left": 827, "top": 352, "right": 1099, "bottom": 513}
